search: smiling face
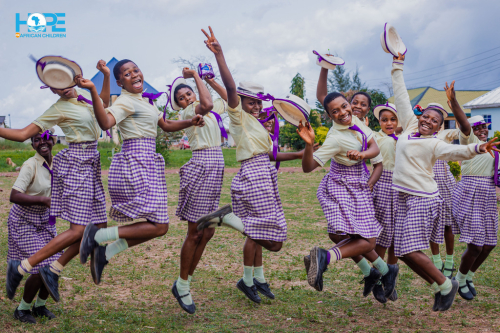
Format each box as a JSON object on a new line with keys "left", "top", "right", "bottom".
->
{"left": 473, "top": 124, "right": 488, "bottom": 142}
{"left": 240, "top": 96, "right": 263, "bottom": 118}
{"left": 50, "top": 87, "right": 77, "bottom": 99}
{"left": 379, "top": 110, "right": 398, "bottom": 135}
{"left": 351, "top": 94, "right": 370, "bottom": 120}
{"left": 326, "top": 96, "right": 352, "bottom": 126}
{"left": 116, "top": 62, "right": 144, "bottom": 94}
{"left": 175, "top": 87, "right": 197, "bottom": 109}
{"left": 418, "top": 109, "right": 442, "bottom": 135}
{"left": 31, "top": 133, "right": 54, "bottom": 159}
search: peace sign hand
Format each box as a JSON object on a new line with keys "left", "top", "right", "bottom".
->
{"left": 479, "top": 137, "right": 500, "bottom": 158}
{"left": 444, "top": 81, "right": 456, "bottom": 102}
{"left": 201, "top": 26, "right": 221, "bottom": 54}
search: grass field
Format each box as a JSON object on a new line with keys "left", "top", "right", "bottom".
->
{"left": 0, "top": 171, "right": 499, "bottom": 332}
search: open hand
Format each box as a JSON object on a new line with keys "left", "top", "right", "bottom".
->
{"left": 346, "top": 150, "right": 365, "bottom": 161}
{"left": 182, "top": 67, "right": 197, "bottom": 79}
{"left": 191, "top": 114, "right": 205, "bottom": 127}
{"left": 202, "top": 26, "right": 222, "bottom": 54}
{"left": 444, "top": 81, "right": 456, "bottom": 102}
{"left": 74, "top": 75, "right": 95, "bottom": 90}
{"left": 296, "top": 120, "right": 315, "bottom": 145}
{"left": 479, "top": 137, "right": 500, "bottom": 157}
{"left": 393, "top": 52, "right": 405, "bottom": 62}
{"left": 96, "top": 60, "right": 110, "bottom": 76}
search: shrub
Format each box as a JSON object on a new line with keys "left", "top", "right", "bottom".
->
{"left": 315, "top": 126, "right": 329, "bottom": 145}
{"left": 448, "top": 161, "right": 461, "bottom": 180}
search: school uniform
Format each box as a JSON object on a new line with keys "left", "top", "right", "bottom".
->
{"left": 372, "top": 130, "right": 398, "bottom": 248}
{"left": 105, "top": 89, "right": 169, "bottom": 223}
{"left": 7, "top": 153, "right": 62, "bottom": 274}
{"left": 176, "top": 99, "right": 227, "bottom": 223}
{"left": 452, "top": 131, "right": 498, "bottom": 246}
{"left": 391, "top": 60, "right": 481, "bottom": 257}
{"left": 313, "top": 116, "right": 383, "bottom": 238}
{"left": 32, "top": 88, "right": 106, "bottom": 225}
{"left": 228, "top": 97, "right": 287, "bottom": 241}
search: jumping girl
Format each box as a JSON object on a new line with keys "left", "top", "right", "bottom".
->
{"left": 5, "top": 59, "right": 111, "bottom": 302}
{"left": 8, "top": 130, "right": 60, "bottom": 323}
{"left": 171, "top": 68, "right": 226, "bottom": 314}
{"left": 389, "top": 53, "right": 499, "bottom": 311}
{"left": 445, "top": 80, "right": 499, "bottom": 301}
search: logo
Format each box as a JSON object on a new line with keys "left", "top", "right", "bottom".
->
{"left": 16, "top": 13, "right": 66, "bottom": 38}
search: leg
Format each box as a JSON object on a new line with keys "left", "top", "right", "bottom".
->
{"left": 387, "top": 246, "right": 398, "bottom": 265}
{"left": 470, "top": 245, "right": 496, "bottom": 272}
{"left": 398, "top": 255, "right": 434, "bottom": 284}
{"left": 188, "top": 228, "right": 215, "bottom": 276}
{"left": 404, "top": 251, "right": 445, "bottom": 285}
{"left": 375, "top": 245, "right": 387, "bottom": 260}
{"left": 329, "top": 234, "right": 364, "bottom": 263}
{"left": 243, "top": 238, "right": 258, "bottom": 267}
{"left": 429, "top": 241, "right": 440, "bottom": 256}
{"left": 444, "top": 226, "right": 455, "bottom": 255}
{"left": 249, "top": 239, "right": 282, "bottom": 252}
{"left": 237, "top": 238, "right": 262, "bottom": 303}
{"left": 458, "top": 244, "right": 482, "bottom": 274}
{"left": 117, "top": 221, "right": 169, "bottom": 240}
{"left": 336, "top": 236, "right": 376, "bottom": 258}
{"left": 22, "top": 274, "right": 44, "bottom": 304}
{"left": 254, "top": 244, "right": 263, "bottom": 268}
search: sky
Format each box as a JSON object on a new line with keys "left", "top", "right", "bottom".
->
{"left": 1, "top": 0, "right": 500, "bottom": 134}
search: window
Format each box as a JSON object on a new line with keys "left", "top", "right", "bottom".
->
{"left": 483, "top": 115, "right": 492, "bottom": 130}
{"left": 444, "top": 120, "right": 456, "bottom": 129}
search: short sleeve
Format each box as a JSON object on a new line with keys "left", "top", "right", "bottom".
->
{"left": 313, "top": 135, "right": 341, "bottom": 167}
{"left": 179, "top": 102, "right": 198, "bottom": 120}
{"left": 12, "top": 161, "right": 35, "bottom": 193}
{"left": 227, "top": 97, "right": 243, "bottom": 125}
{"left": 213, "top": 98, "right": 228, "bottom": 115}
{"left": 371, "top": 152, "right": 383, "bottom": 165}
{"left": 106, "top": 96, "right": 135, "bottom": 125}
{"left": 32, "top": 105, "right": 63, "bottom": 132}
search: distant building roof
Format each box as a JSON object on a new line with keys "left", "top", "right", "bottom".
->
{"left": 0, "top": 116, "right": 5, "bottom": 124}
{"left": 388, "top": 86, "right": 489, "bottom": 117}
{"left": 463, "top": 86, "right": 500, "bottom": 109}
{"left": 90, "top": 57, "right": 159, "bottom": 96}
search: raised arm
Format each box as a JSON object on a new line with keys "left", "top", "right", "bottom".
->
{"left": 96, "top": 60, "right": 111, "bottom": 108}
{"left": 317, "top": 67, "right": 329, "bottom": 107}
{"left": 202, "top": 26, "right": 238, "bottom": 109}
{"left": 182, "top": 68, "right": 213, "bottom": 116}
{"left": 297, "top": 121, "right": 320, "bottom": 172}
{"left": 74, "top": 76, "right": 116, "bottom": 130}
{"left": 0, "top": 123, "right": 40, "bottom": 142}
{"left": 158, "top": 115, "right": 205, "bottom": 133}
{"left": 445, "top": 81, "right": 471, "bottom": 136}
{"left": 206, "top": 78, "right": 228, "bottom": 101}
{"left": 391, "top": 53, "right": 417, "bottom": 132}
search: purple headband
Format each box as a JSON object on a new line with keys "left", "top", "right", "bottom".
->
{"left": 383, "top": 23, "right": 407, "bottom": 57}
{"left": 312, "top": 50, "right": 345, "bottom": 66}
{"left": 471, "top": 121, "right": 490, "bottom": 127}
{"left": 41, "top": 130, "right": 56, "bottom": 141}
{"left": 374, "top": 102, "right": 397, "bottom": 117}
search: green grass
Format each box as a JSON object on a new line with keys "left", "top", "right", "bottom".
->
{"left": 0, "top": 172, "right": 499, "bottom": 332}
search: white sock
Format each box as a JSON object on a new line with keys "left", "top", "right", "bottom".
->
{"left": 105, "top": 239, "right": 129, "bottom": 261}
{"left": 176, "top": 276, "right": 192, "bottom": 305}
{"left": 94, "top": 226, "right": 119, "bottom": 244}
{"left": 209, "top": 212, "right": 245, "bottom": 233}
{"left": 18, "top": 259, "right": 32, "bottom": 276}
{"left": 49, "top": 260, "right": 64, "bottom": 276}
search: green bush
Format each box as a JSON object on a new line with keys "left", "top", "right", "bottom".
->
{"left": 448, "top": 161, "right": 461, "bottom": 180}
{"left": 315, "top": 126, "right": 329, "bottom": 145}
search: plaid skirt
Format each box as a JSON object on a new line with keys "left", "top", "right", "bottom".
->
{"left": 394, "top": 192, "right": 443, "bottom": 257}
{"left": 231, "top": 153, "right": 287, "bottom": 242}
{"left": 433, "top": 160, "right": 459, "bottom": 234}
{"left": 51, "top": 141, "right": 107, "bottom": 225}
{"left": 453, "top": 176, "right": 498, "bottom": 246}
{"left": 7, "top": 205, "right": 62, "bottom": 274}
{"left": 108, "top": 137, "right": 169, "bottom": 223}
{"left": 317, "top": 160, "right": 381, "bottom": 239}
{"left": 176, "top": 146, "right": 224, "bottom": 223}
{"left": 373, "top": 169, "right": 398, "bottom": 248}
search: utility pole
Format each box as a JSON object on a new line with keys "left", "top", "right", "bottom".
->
{"left": 8, "top": 114, "right": 11, "bottom": 128}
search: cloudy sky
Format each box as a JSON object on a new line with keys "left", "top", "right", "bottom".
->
{"left": 1, "top": 0, "right": 499, "bottom": 134}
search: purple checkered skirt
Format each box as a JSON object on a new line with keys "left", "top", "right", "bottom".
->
{"left": 433, "top": 160, "right": 459, "bottom": 234}
{"left": 176, "top": 146, "right": 224, "bottom": 223}
{"left": 108, "top": 137, "right": 169, "bottom": 223}
{"left": 453, "top": 176, "right": 498, "bottom": 246}
{"left": 317, "top": 160, "right": 382, "bottom": 238}
{"left": 7, "top": 205, "right": 62, "bottom": 274}
{"left": 231, "top": 153, "right": 287, "bottom": 242}
{"left": 394, "top": 192, "right": 443, "bottom": 257}
{"left": 51, "top": 141, "right": 107, "bottom": 225}
{"left": 373, "top": 169, "right": 398, "bottom": 248}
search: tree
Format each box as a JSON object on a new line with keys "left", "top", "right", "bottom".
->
{"left": 290, "top": 73, "right": 306, "bottom": 100}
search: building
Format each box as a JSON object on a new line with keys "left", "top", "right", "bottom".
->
{"left": 388, "top": 87, "right": 489, "bottom": 129}
{"left": 89, "top": 57, "right": 160, "bottom": 144}
{"left": 463, "top": 86, "right": 500, "bottom": 134}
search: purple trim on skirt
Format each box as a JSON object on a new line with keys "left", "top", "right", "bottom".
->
{"left": 50, "top": 141, "right": 107, "bottom": 225}
{"left": 231, "top": 153, "right": 287, "bottom": 242}
{"left": 176, "top": 146, "right": 225, "bottom": 223}
{"left": 433, "top": 160, "right": 460, "bottom": 234}
{"left": 108, "top": 137, "right": 169, "bottom": 223}
{"left": 373, "top": 169, "right": 398, "bottom": 248}
{"left": 7, "top": 205, "right": 62, "bottom": 274}
{"left": 453, "top": 176, "right": 498, "bottom": 246}
{"left": 317, "top": 160, "right": 382, "bottom": 238}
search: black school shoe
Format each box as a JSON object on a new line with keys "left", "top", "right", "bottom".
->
{"left": 361, "top": 268, "right": 382, "bottom": 297}
{"left": 438, "top": 279, "right": 459, "bottom": 311}
{"left": 196, "top": 204, "right": 232, "bottom": 231}
{"left": 80, "top": 223, "right": 100, "bottom": 264}
{"left": 442, "top": 265, "right": 455, "bottom": 279}
{"left": 308, "top": 247, "right": 329, "bottom": 292}
{"left": 32, "top": 305, "right": 56, "bottom": 319}
{"left": 39, "top": 265, "right": 60, "bottom": 302}
{"left": 467, "top": 280, "right": 477, "bottom": 296}
{"left": 253, "top": 278, "right": 275, "bottom": 299}
{"left": 380, "top": 264, "right": 399, "bottom": 298}
{"left": 236, "top": 279, "right": 261, "bottom": 304}
{"left": 388, "top": 289, "right": 398, "bottom": 302}
{"left": 13, "top": 308, "right": 36, "bottom": 324}
{"left": 91, "top": 245, "right": 108, "bottom": 285}
{"left": 432, "top": 292, "right": 441, "bottom": 312}
{"left": 372, "top": 283, "right": 387, "bottom": 304}
{"left": 171, "top": 280, "right": 196, "bottom": 314}
{"left": 454, "top": 277, "right": 474, "bottom": 301}
{"left": 6, "top": 260, "right": 23, "bottom": 300}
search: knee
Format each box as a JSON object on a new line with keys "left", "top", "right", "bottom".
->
{"left": 187, "top": 229, "right": 204, "bottom": 244}
{"left": 269, "top": 242, "right": 282, "bottom": 252}
{"left": 203, "top": 228, "right": 215, "bottom": 241}
{"left": 155, "top": 223, "right": 169, "bottom": 237}
{"left": 467, "top": 245, "right": 483, "bottom": 257}
{"left": 328, "top": 233, "right": 342, "bottom": 244}
{"left": 482, "top": 245, "right": 496, "bottom": 254}
{"left": 366, "top": 238, "right": 376, "bottom": 252}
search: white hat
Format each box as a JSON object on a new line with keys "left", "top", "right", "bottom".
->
{"left": 373, "top": 102, "right": 401, "bottom": 127}
{"left": 424, "top": 103, "right": 448, "bottom": 120}
{"left": 380, "top": 23, "right": 407, "bottom": 57}
{"left": 167, "top": 76, "right": 188, "bottom": 111}
{"left": 272, "top": 94, "right": 311, "bottom": 127}
{"left": 237, "top": 81, "right": 271, "bottom": 100}
{"left": 312, "top": 50, "right": 345, "bottom": 70}
{"left": 468, "top": 115, "right": 491, "bottom": 127}
{"left": 36, "top": 56, "right": 82, "bottom": 89}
